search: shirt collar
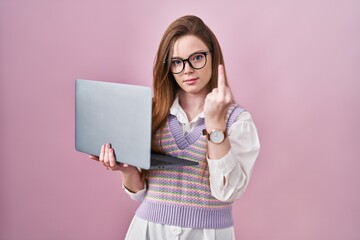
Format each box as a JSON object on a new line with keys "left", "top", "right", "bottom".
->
{"left": 170, "top": 95, "right": 205, "bottom": 124}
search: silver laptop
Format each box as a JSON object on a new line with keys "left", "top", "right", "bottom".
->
{"left": 75, "top": 79, "right": 198, "bottom": 170}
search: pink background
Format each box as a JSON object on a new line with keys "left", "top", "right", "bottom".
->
{"left": 1, "top": 1, "right": 359, "bottom": 239}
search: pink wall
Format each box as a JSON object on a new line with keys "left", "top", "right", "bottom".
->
{"left": 1, "top": 1, "right": 359, "bottom": 239}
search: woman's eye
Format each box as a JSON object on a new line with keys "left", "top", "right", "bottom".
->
{"left": 172, "top": 59, "right": 182, "bottom": 65}
{"left": 192, "top": 54, "right": 204, "bottom": 62}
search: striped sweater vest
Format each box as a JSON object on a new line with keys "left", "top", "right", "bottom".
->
{"left": 136, "top": 104, "right": 244, "bottom": 229}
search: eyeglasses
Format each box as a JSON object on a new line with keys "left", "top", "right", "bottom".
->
{"left": 166, "top": 51, "right": 211, "bottom": 74}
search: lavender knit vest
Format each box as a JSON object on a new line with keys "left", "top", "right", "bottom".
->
{"left": 136, "top": 104, "right": 244, "bottom": 229}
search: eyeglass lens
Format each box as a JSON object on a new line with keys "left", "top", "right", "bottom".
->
{"left": 170, "top": 52, "right": 208, "bottom": 74}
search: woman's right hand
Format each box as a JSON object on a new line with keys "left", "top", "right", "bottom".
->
{"left": 88, "top": 144, "right": 145, "bottom": 193}
{"left": 89, "top": 143, "right": 138, "bottom": 173}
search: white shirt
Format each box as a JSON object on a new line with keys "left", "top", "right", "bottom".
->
{"left": 124, "top": 97, "right": 260, "bottom": 239}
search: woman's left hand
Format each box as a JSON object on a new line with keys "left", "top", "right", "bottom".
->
{"left": 204, "top": 64, "right": 232, "bottom": 129}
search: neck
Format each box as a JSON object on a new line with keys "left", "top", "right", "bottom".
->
{"left": 178, "top": 90, "right": 207, "bottom": 121}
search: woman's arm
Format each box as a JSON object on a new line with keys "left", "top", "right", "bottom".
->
{"left": 89, "top": 144, "right": 145, "bottom": 193}
{"left": 207, "top": 111, "right": 260, "bottom": 202}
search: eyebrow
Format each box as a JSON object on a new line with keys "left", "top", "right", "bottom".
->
{"left": 171, "top": 50, "right": 208, "bottom": 59}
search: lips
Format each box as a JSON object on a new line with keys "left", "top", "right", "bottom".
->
{"left": 183, "top": 78, "right": 198, "bottom": 84}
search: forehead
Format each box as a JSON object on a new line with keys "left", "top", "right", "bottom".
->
{"left": 171, "top": 35, "right": 208, "bottom": 58}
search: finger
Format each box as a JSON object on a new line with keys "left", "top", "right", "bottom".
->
{"left": 99, "top": 144, "right": 105, "bottom": 162}
{"left": 217, "top": 65, "right": 226, "bottom": 96}
{"left": 109, "top": 148, "right": 117, "bottom": 167}
{"left": 104, "top": 144, "right": 110, "bottom": 165}
{"left": 89, "top": 155, "right": 99, "bottom": 161}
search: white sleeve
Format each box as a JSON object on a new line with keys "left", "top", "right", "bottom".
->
{"left": 122, "top": 183, "right": 147, "bottom": 202}
{"left": 207, "top": 111, "right": 260, "bottom": 202}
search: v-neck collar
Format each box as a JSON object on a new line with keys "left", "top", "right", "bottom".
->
{"left": 168, "top": 115, "right": 205, "bottom": 150}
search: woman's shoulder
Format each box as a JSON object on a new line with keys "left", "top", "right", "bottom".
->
{"left": 226, "top": 103, "right": 257, "bottom": 125}
{"left": 226, "top": 103, "right": 245, "bottom": 117}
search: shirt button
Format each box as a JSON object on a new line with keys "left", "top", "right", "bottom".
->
{"left": 170, "top": 226, "right": 182, "bottom": 236}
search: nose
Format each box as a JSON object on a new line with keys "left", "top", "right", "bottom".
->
{"left": 183, "top": 60, "right": 194, "bottom": 74}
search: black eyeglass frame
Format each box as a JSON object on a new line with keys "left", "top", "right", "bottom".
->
{"left": 165, "top": 51, "right": 211, "bottom": 74}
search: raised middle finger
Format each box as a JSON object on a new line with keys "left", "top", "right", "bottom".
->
{"left": 217, "top": 65, "right": 226, "bottom": 96}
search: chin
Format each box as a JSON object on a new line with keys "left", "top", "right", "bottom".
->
{"left": 182, "top": 86, "right": 207, "bottom": 95}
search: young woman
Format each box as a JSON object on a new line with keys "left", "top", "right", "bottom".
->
{"left": 90, "top": 15, "right": 260, "bottom": 240}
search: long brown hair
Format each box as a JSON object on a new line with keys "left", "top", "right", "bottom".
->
{"left": 151, "top": 15, "right": 227, "bottom": 152}
{"left": 141, "top": 15, "right": 227, "bottom": 180}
